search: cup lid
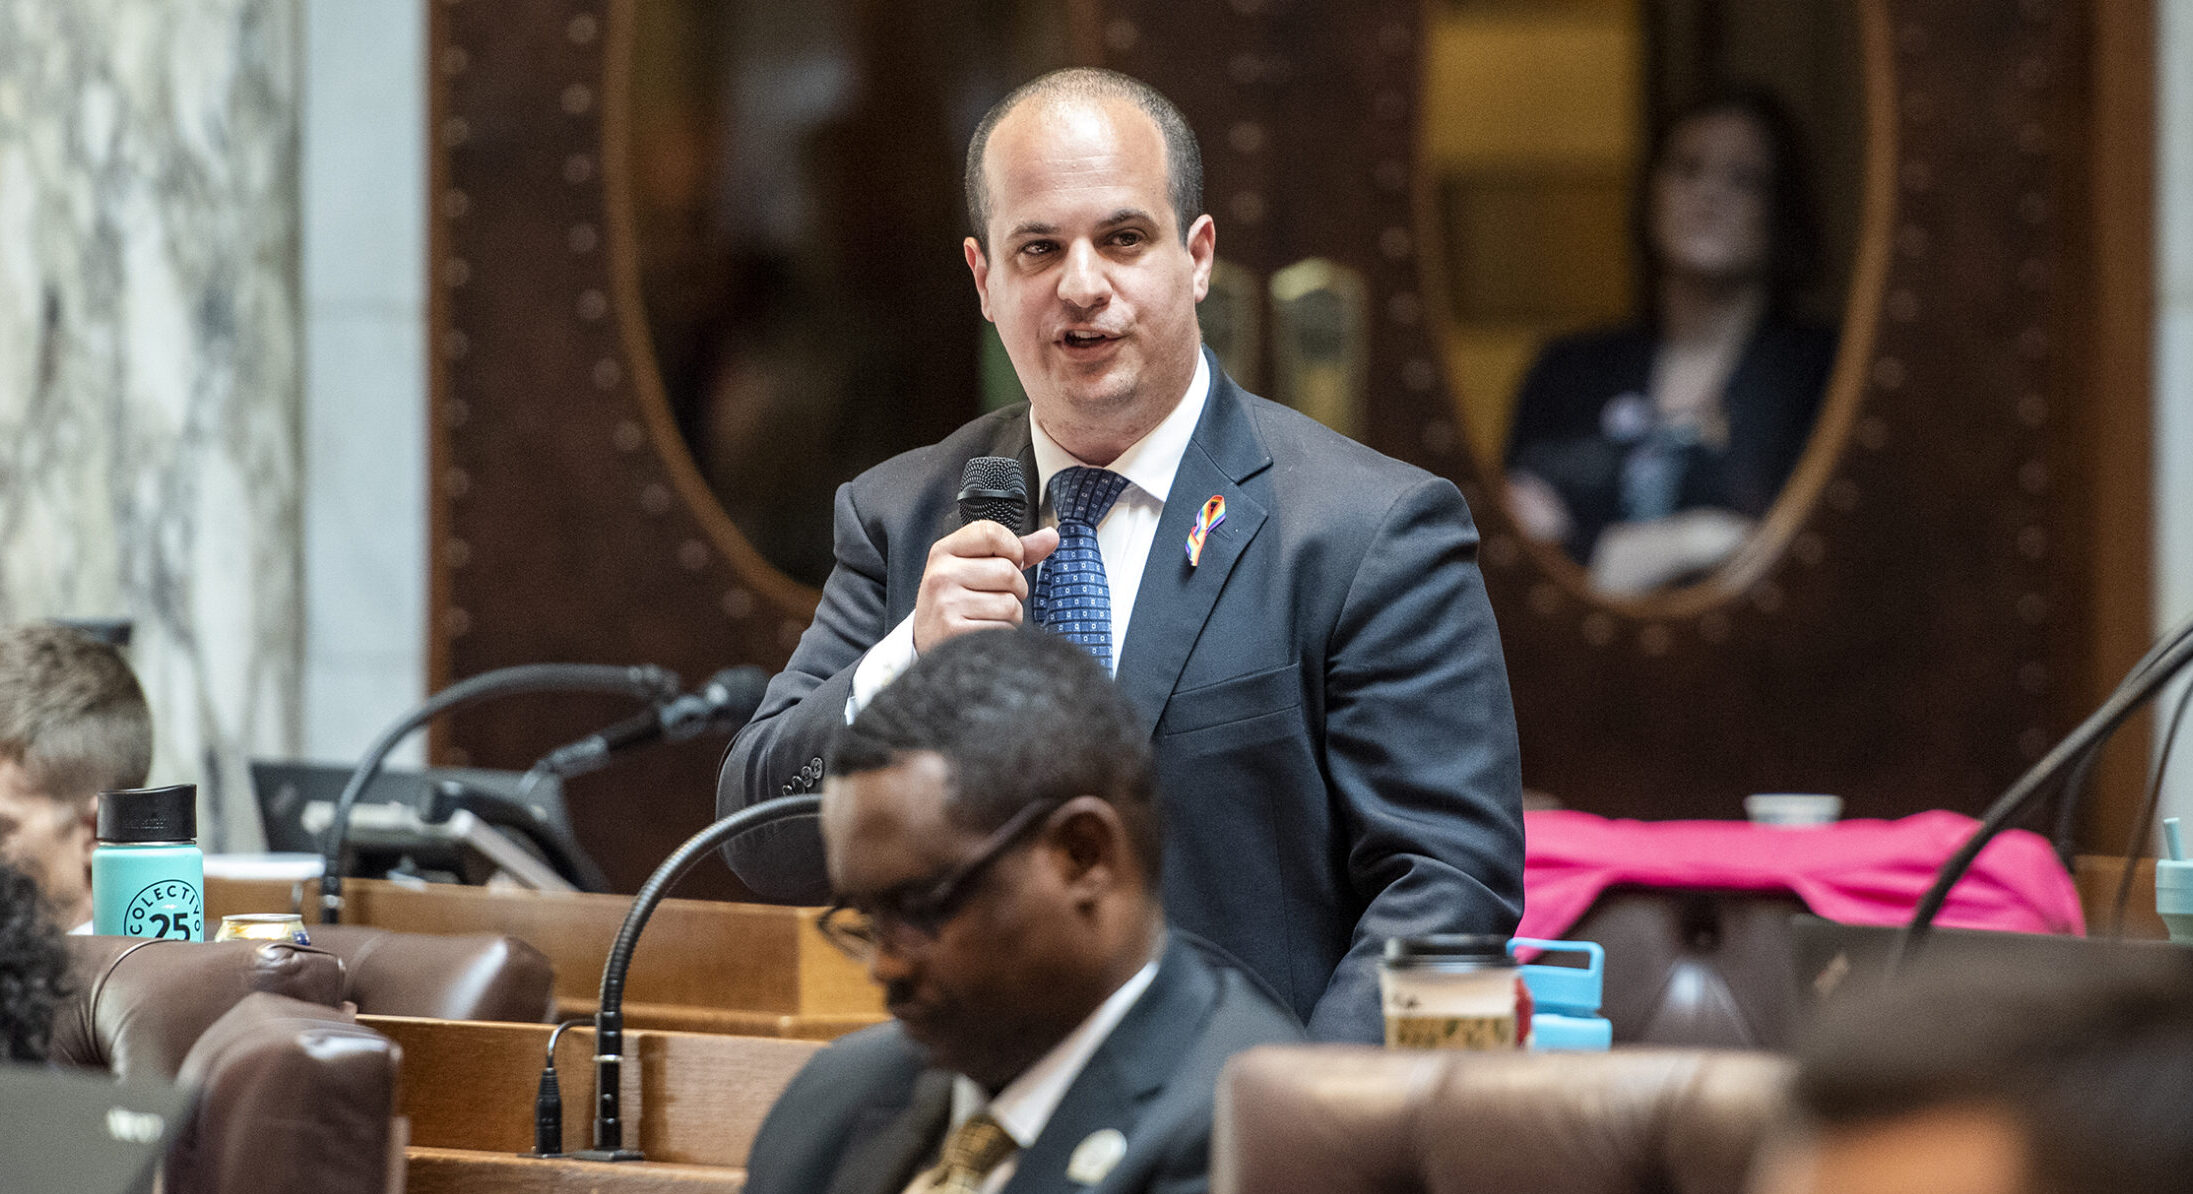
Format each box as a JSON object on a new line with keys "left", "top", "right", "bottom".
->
{"left": 96, "top": 784, "right": 197, "bottom": 844}
{"left": 1383, "top": 934, "right": 1515, "bottom": 967}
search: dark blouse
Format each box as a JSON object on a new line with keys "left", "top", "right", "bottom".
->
{"left": 1503, "top": 318, "right": 1837, "bottom": 563}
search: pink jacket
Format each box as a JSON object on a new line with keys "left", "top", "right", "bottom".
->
{"left": 1519, "top": 809, "right": 2085, "bottom": 940}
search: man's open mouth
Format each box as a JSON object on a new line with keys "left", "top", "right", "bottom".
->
{"left": 1062, "top": 330, "right": 1115, "bottom": 348}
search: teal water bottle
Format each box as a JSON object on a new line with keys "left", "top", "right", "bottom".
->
{"left": 1507, "top": 937, "right": 1613, "bottom": 1051}
{"left": 91, "top": 784, "right": 205, "bottom": 941}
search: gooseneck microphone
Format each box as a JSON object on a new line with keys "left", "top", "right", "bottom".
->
{"left": 315, "top": 662, "right": 681, "bottom": 923}
{"left": 532, "top": 666, "right": 770, "bottom": 780}
{"left": 1893, "top": 609, "right": 2193, "bottom": 970}
{"left": 958, "top": 455, "right": 1031, "bottom": 531}
{"left": 577, "top": 793, "right": 822, "bottom": 1161}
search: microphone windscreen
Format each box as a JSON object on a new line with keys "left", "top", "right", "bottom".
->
{"left": 957, "top": 456, "right": 1029, "bottom": 531}
{"left": 701, "top": 666, "right": 770, "bottom": 724}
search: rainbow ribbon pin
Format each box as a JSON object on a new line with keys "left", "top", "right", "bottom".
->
{"left": 1185, "top": 495, "right": 1227, "bottom": 566}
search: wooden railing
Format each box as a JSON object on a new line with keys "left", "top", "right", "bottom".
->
{"left": 209, "top": 876, "right": 884, "bottom": 1037}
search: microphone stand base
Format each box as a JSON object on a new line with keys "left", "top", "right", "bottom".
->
{"left": 572, "top": 1148, "right": 645, "bottom": 1163}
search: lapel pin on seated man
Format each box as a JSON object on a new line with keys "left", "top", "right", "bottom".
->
{"left": 740, "top": 628, "right": 1302, "bottom": 1194}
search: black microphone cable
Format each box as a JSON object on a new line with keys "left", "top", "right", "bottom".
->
{"left": 525, "top": 1017, "right": 592, "bottom": 1158}
{"left": 2104, "top": 672, "right": 2193, "bottom": 937}
{"left": 1893, "top": 611, "right": 2193, "bottom": 971}
{"left": 2048, "top": 615, "right": 2193, "bottom": 860}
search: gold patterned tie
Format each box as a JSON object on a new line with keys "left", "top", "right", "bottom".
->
{"left": 926, "top": 1112, "right": 1018, "bottom": 1194}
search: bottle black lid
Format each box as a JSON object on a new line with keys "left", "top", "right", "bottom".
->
{"left": 1382, "top": 933, "right": 1515, "bottom": 969}
{"left": 97, "top": 785, "right": 197, "bottom": 844}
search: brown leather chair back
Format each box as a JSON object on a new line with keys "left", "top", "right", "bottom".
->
{"left": 1215, "top": 1046, "right": 1791, "bottom": 1194}
{"left": 165, "top": 992, "right": 400, "bottom": 1194}
{"left": 306, "top": 925, "right": 555, "bottom": 1022}
{"left": 47, "top": 938, "right": 398, "bottom": 1194}
{"left": 1565, "top": 889, "right": 1807, "bottom": 1048}
{"left": 51, "top": 937, "right": 347, "bottom": 1078}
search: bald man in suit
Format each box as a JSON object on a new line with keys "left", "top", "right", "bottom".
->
{"left": 720, "top": 68, "right": 1523, "bottom": 1043}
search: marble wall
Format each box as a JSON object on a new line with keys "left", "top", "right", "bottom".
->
{"left": 0, "top": 0, "right": 302, "bottom": 848}
{"left": 2160, "top": 3, "right": 2193, "bottom": 827}
{"left": 299, "top": 0, "right": 426, "bottom": 771}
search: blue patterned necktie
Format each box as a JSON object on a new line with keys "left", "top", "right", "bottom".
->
{"left": 1033, "top": 466, "right": 1132, "bottom": 670}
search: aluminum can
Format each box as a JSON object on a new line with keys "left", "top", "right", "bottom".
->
{"left": 213, "top": 913, "right": 312, "bottom": 945}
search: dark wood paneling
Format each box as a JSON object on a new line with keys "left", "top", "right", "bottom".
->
{"left": 429, "top": 0, "right": 2152, "bottom": 879}
{"left": 430, "top": 0, "right": 816, "bottom": 894}
{"left": 1105, "top": 0, "right": 2090, "bottom": 825}
{"left": 2069, "top": 0, "right": 2156, "bottom": 855}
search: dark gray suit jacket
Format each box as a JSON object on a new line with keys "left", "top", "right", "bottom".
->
{"left": 719, "top": 354, "right": 1526, "bottom": 1041}
{"left": 740, "top": 938, "right": 1303, "bottom": 1194}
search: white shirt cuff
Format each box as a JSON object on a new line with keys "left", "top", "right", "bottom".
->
{"left": 847, "top": 612, "right": 921, "bottom": 723}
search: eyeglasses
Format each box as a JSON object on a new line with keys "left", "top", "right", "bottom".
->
{"left": 816, "top": 798, "right": 1064, "bottom": 964}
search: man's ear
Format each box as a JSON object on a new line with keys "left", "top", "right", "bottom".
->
{"left": 964, "top": 237, "right": 995, "bottom": 322}
{"left": 1047, "top": 796, "right": 1127, "bottom": 896}
{"left": 1186, "top": 213, "right": 1216, "bottom": 303}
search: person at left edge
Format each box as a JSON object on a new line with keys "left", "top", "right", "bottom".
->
{"left": 741, "top": 628, "right": 1302, "bottom": 1194}
{"left": 0, "top": 623, "right": 153, "bottom": 933}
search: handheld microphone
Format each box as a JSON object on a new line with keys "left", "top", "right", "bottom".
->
{"left": 958, "top": 456, "right": 1031, "bottom": 531}
{"left": 535, "top": 667, "right": 770, "bottom": 780}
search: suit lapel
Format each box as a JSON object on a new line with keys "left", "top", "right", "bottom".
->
{"left": 1003, "top": 1051, "right": 1135, "bottom": 1194}
{"left": 825, "top": 1068, "right": 954, "bottom": 1194}
{"left": 1000, "top": 939, "right": 1219, "bottom": 1193}
{"left": 1114, "top": 365, "right": 1271, "bottom": 738}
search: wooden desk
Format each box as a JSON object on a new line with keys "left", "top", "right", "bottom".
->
{"left": 403, "top": 1149, "right": 742, "bottom": 1193}
{"left": 368, "top": 1015, "right": 818, "bottom": 1191}
{"left": 365, "top": 1015, "right": 818, "bottom": 1162}
{"left": 213, "top": 877, "right": 884, "bottom": 1037}
{"left": 2074, "top": 854, "right": 2168, "bottom": 939}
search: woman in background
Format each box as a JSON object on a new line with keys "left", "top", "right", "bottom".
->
{"left": 1504, "top": 89, "right": 1836, "bottom": 594}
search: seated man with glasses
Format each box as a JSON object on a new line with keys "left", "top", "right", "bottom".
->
{"left": 744, "top": 628, "right": 1302, "bottom": 1194}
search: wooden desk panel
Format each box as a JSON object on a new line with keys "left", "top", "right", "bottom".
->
{"left": 211, "top": 876, "right": 886, "bottom": 1033}
{"left": 405, "top": 1148, "right": 742, "bottom": 1193}
{"left": 367, "top": 1015, "right": 820, "bottom": 1165}
{"left": 2074, "top": 854, "right": 2167, "bottom": 940}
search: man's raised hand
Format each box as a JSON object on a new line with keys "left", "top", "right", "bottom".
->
{"left": 912, "top": 521, "right": 1060, "bottom": 651}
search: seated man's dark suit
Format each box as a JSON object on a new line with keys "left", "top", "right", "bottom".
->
{"left": 740, "top": 937, "right": 1302, "bottom": 1194}
{"left": 721, "top": 350, "right": 1526, "bottom": 1041}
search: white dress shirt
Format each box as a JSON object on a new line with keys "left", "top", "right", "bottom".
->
{"left": 901, "top": 953, "right": 1162, "bottom": 1194}
{"left": 849, "top": 353, "right": 1213, "bottom": 715}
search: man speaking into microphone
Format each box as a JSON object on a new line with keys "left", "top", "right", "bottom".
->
{"left": 721, "top": 67, "right": 1523, "bottom": 1042}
